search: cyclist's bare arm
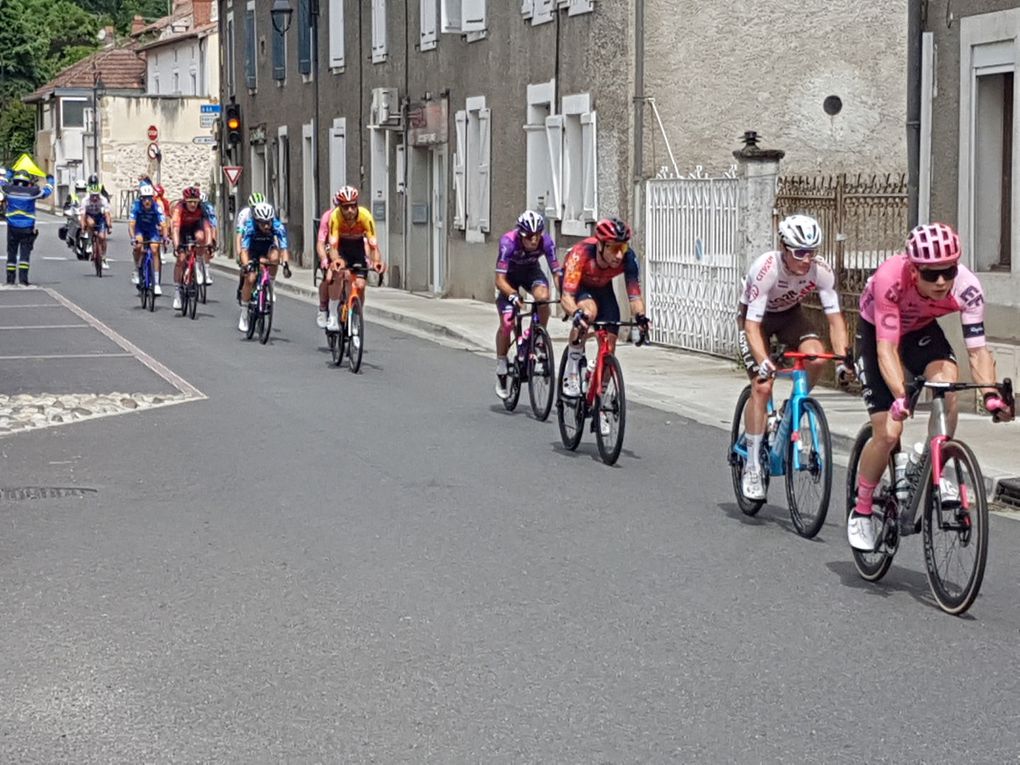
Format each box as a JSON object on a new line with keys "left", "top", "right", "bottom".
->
{"left": 825, "top": 312, "right": 851, "bottom": 357}
{"left": 743, "top": 318, "right": 770, "bottom": 366}
{"left": 495, "top": 273, "right": 516, "bottom": 299}
{"left": 968, "top": 346, "right": 1000, "bottom": 395}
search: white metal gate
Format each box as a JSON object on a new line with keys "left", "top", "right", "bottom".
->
{"left": 645, "top": 175, "right": 741, "bottom": 357}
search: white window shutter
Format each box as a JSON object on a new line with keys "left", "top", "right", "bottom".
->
{"left": 329, "top": 0, "right": 345, "bottom": 67}
{"left": 544, "top": 115, "right": 563, "bottom": 220}
{"left": 441, "top": 0, "right": 461, "bottom": 33}
{"left": 581, "top": 110, "right": 597, "bottom": 222}
{"left": 461, "top": 0, "right": 486, "bottom": 33}
{"left": 329, "top": 118, "right": 347, "bottom": 194}
{"left": 477, "top": 107, "right": 491, "bottom": 232}
{"left": 372, "top": 0, "right": 387, "bottom": 62}
{"left": 532, "top": 0, "right": 554, "bottom": 25}
{"left": 454, "top": 110, "right": 467, "bottom": 230}
{"left": 420, "top": 0, "right": 438, "bottom": 50}
{"left": 568, "top": 0, "right": 594, "bottom": 14}
{"left": 521, "top": 0, "right": 533, "bottom": 18}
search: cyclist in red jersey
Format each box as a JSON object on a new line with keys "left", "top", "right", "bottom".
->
{"left": 847, "top": 223, "right": 1014, "bottom": 550}
{"left": 170, "top": 185, "right": 214, "bottom": 311}
{"left": 559, "top": 217, "right": 649, "bottom": 397}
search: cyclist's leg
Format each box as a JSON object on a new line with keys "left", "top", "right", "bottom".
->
{"left": 529, "top": 265, "right": 552, "bottom": 326}
{"left": 778, "top": 305, "right": 825, "bottom": 388}
{"left": 910, "top": 322, "right": 959, "bottom": 434}
{"left": 564, "top": 290, "right": 598, "bottom": 395}
{"left": 239, "top": 249, "right": 256, "bottom": 302}
{"left": 495, "top": 271, "right": 525, "bottom": 366}
{"left": 150, "top": 240, "right": 162, "bottom": 282}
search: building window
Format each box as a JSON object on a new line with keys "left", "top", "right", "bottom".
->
{"left": 420, "top": 0, "right": 437, "bottom": 51}
{"left": 61, "top": 99, "right": 87, "bottom": 129}
{"left": 244, "top": 1, "right": 257, "bottom": 90}
{"left": 328, "top": 0, "right": 345, "bottom": 68}
{"left": 524, "top": 80, "right": 558, "bottom": 219}
{"left": 453, "top": 95, "right": 491, "bottom": 240}
{"left": 153, "top": 75, "right": 160, "bottom": 94}
{"left": 298, "top": 0, "right": 312, "bottom": 75}
{"left": 560, "top": 93, "right": 597, "bottom": 237}
{"left": 276, "top": 127, "right": 290, "bottom": 221}
{"left": 191, "top": 69, "right": 198, "bottom": 94}
{"left": 441, "top": 0, "right": 486, "bottom": 36}
{"left": 329, "top": 117, "right": 347, "bottom": 191}
{"left": 226, "top": 13, "right": 236, "bottom": 95}
{"left": 372, "top": 0, "right": 387, "bottom": 63}
{"left": 273, "top": 17, "right": 287, "bottom": 80}
{"left": 173, "top": 71, "right": 180, "bottom": 93}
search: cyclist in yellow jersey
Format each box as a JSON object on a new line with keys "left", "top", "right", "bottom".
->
{"left": 325, "top": 186, "right": 385, "bottom": 331}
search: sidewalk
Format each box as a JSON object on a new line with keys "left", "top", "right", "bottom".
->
{"left": 210, "top": 258, "right": 1020, "bottom": 500}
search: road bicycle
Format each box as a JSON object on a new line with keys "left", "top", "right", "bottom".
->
{"left": 245, "top": 257, "right": 291, "bottom": 345}
{"left": 846, "top": 376, "right": 1014, "bottom": 615}
{"left": 728, "top": 351, "right": 847, "bottom": 538}
{"left": 178, "top": 240, "right": 207, "bottom": 320}
{"left": 135, "top": 239, "right": 159, "bottom": 312}
{"left": 556, "top": 319, "right": 648, "bottom": 466}
{"left": 89, "top": 228, "right": 103, "bottom": 277}
{"left": 500, "top": 299, "right": 557, "bottom": 420}
{"left": 324, "top": 265, "right": 368, "bottom": 372}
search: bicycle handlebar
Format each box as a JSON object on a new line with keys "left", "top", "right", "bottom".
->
{"left": 906, "top": 375, "right": 1014, "bottom": 421}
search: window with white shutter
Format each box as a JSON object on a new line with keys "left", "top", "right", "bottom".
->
{"left": 561, "top": 93, "right": 597, "bottom": 237}
{"left": 453, "top": 110, "right": 466, "bottom": 229}
{"left": 568, "top": 0, "right": 594, "bottom": 15}
{"left": 244, "top": 2, "right": 256, "bottom": 90}
{"left": 372, "top": 0, "right": 388, "bottom": 63}
{"left": 328, "top": 0, "right": 345, "bottom": 68}
{"left": 521, "top": 0, "right": 533, "bottom": 18}
{"left": 524, "top": 80, "right": 558, "bottom": 218}
{"left": 476, "top": 107, "right": 491, "bottom": 234}
{"left": 441, "top": 0, "right": 460, "bottom": 33}
{"left": 544, "top": 115, "right": 563, "bottom": 219}
{"left": 463, "top": 96, "right": 489, "bottom": 241}
{"left": 532, "top": 0, "right": 554, "bottom": 25}
{"left": 420, "top": 0, "right": 438, "bottom": 50}
{"left": 277, "top": 127, "right": 290, "bottom": 221}
{"left": 226, "top": 13, "right": 236, "bottom": 95}
{"left": 329, "top": 118, "right": 347, "bottom": 194}
{"left": 462, "top": 0, "right": 486, "bottom": 33}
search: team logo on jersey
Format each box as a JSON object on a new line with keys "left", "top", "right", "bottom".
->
{"left": 745, "top": 284, "right": 760, "bottom": 302}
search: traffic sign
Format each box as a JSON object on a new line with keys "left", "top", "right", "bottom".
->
{"left": 192, "top": 136, "right": 216, "bottom": 145}
{"left": 147, "top": 142, "right": 161, "bottom": 160}
{"left": 147, "top": 125, "right": 158, "bottom": 141}
{"left": 200, "top": 114, "right": 217, "bottom": 129}
{"left": 223, "top": 166, "right": 243, "bottom": 186}
{"left": 200, "top": 104, "right": 222, "bottom": 114}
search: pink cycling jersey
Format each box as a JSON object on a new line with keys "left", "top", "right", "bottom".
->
{"left": 859, "top": 253, "right": 986, "bottom": 348}
{"left": 739, "top": 251, "right": 840, "bottom": 321}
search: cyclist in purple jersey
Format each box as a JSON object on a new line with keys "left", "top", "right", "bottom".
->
{"left": 494, "top": 211, "right": 563, "bottom": 399}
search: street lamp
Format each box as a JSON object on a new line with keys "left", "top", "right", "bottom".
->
{"left": 271, "top": 0, "right": 293, "bottom": 35}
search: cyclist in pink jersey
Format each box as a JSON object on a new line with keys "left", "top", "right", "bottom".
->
{"left": 735, "top": 214, "right": 852, "bottom": 501}
{"left": 315, "top": 193, "right": 340, "bottom": 329}
{"left": 847, "top": 222, "right": 1014, "bottom": 550}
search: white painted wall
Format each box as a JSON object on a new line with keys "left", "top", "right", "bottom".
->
{"left": 643, "top": 0, "right": 908, "bottom": 174}
{"left": 146, "top": 32, "right": 220, "bottom": 97}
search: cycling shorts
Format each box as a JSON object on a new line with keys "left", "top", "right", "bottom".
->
{"left": 496, "top": 264, "right": 549, "bottom": 313}
{"left": 85, "top": 214, "right": 109, "bottom": 233}
{"left": 575, "top": 283, "right": 620, "bottom": 334}
{"left": 739, "top": 304, "right": 820, "bottom": 375}
{"left": 855, "top": 318, "right": 957, "bottom": 414}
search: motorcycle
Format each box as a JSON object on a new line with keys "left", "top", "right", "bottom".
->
{"left": 61, "top": 206, "right": 92, "bottom": 261}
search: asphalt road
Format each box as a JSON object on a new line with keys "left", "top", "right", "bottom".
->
{"left": 3, "top": 221, "right": 1020, "bottom": 763}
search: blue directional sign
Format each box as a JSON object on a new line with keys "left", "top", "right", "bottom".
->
{"left": 200, "top": 104, "right": 222, "bottom": 114}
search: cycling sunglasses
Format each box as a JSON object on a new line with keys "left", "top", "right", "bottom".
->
{"left": 918, "top": 264, "right": 958, "bottom": 282}
{"left": 788, "top": 248, "right": 815, "bottom": 261}
{"left": 340, "top": 203, "right": 358, "bottom": 211}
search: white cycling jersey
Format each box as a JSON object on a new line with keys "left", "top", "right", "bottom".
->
{"left": 739, "top": 251, "right": 840, "bottom": 322}
{"left": 82, "top": 194, "right": 110, "bottom": 217}
{"left": 235, "top": 206, "right": 252, "bottom": 235}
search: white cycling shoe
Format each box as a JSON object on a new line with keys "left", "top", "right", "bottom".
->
{"left": 741, "top": 467, "right": 766, "bottom": 501}
{"left": 847, "top": 510, "right": 880, "bottom": 551}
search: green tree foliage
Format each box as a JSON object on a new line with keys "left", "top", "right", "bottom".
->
{"left": 0, "top": 101, "right": 37, "bottom": 165}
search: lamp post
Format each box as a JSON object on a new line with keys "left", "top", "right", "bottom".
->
{"left": 270, "top": 0, "right": 293, "bottom": 34}
{"left": 91, "top": 64, "right": 105, "bottom": 179}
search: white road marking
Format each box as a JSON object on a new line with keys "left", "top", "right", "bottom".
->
{"left": 0, "top": 304, "right": 58, "bottom": 308}
{"left": 43, "top": 288, "right": 206, "bottom": 399}
{"left": 0, "top": 353, "right": 134, "bottom": 360}
{"left": 0, "top": 324, "right": 89, "bottom": 330}
{"left": 42, "top": 256, "right": 68, "bottom": 261}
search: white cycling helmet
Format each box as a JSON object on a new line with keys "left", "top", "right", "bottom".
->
{"left": 138, "top": 184, "right": 155, "bottom": 197}
{"left": 516, "top": 210, "right": 545, "bottom": 236}
{"left": 778, "top": 214, "right": 822, "bottom": 251}
{"left": 252, "top": 201, "right": 275, "bottom": 222}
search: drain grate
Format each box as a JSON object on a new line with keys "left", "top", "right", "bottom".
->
{"left": 993, "top": 477, "right": 1020, "bottom": 510}
{"left": 0, "top": 487, "right": 97, "bottom": 501}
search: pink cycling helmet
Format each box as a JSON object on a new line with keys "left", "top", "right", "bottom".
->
{"left": 906, "top": 223, "right": 960, "bottom": 266}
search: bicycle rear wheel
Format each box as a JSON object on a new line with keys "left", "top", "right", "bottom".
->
{"left": 258, "top": 284, "right": 274, "bottom": 344}
{"left": 785, "top": 397, "right": 832, "bottom": 538}
{"left": 846, "top": 424, "right": 895, "bottom": 582}
{"left": 528, "top": 325, "right": 554, "bottom": 421}
{"left": 922, "top": 439, "right": 988, "bottom": 615}
{"left": 556, "top": 345, "right": 584, "bottom": 451}
{"left": 594, "top": 355, "right": 626, "bottom": 465}
{"left": 728, "top": 384, "right": 767, "bottom": 516}
{"left": 347, "top": 296, "right": 364, "bottom": 372}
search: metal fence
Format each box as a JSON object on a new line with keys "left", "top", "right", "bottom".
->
{"left": 775, "top": 173, "right": 909, "bottom": 385}
{"left": 645, "top": 173, "right": 741, "bottom": 356}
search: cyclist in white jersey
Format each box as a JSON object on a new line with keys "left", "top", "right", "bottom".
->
{"left": 80, "top": 184, "right": 113, "bottom": 269}
{"left": 735, "top": 214, "right": 851, "bottom": 500}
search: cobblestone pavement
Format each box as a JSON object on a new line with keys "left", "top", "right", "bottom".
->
{"left": 0, "top": 392, "right": 192, "bottom": 436}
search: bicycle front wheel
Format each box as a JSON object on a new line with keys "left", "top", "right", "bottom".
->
{"left": 503, "top": 331, "right": 522, "bottom": 412}
{"left": 528, "top": 325, "right": 554, "bottom": 421}
{"left": 94, "top": 248, "right": 103, "bottom": 277}
{"left": 188, "top": 285, "right": 198, "bottom": 319}
{"left": 785, "top": 397, "right": 832, "bottom": 538}
{"left": 594, "top": 355, "right": 626, "bottom": 465}
{"left": 330, "top": 327, "right": 345, "bottom": 366}
{"left": 728, "top": 384, "right": 767, "bottom": 516}
{"left": 922, "top": 439, "right": 988, "bottom": 615}
{"left": 556, "top": 345, "right": 584, "bottom": 451}
{"left": 846, "top": 423, "right": 895, "bottom": 582}
{"left": 258, "top": 285, "right": 273, "bottom": 344}
{"left": 347, "top": 296, "right": 364, "bottom": 372}
{"left": 245, "top": 301, "right": 257, "bottom": 340}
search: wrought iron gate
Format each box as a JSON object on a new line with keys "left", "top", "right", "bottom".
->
{"left": 644, "top": 174, "right": 741, "bottom": 356}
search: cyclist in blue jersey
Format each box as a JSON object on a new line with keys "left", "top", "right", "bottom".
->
{"left": 238, "top": 201, "right": 291, "bottom": 333}
{"left": 493, "top": 210, "right": 563, "bottom": 398}
{"left": 128, "top": 184, "right": 167, "bottom": 294}
{"left": 199, "top": 191, "right": 218, "bottom": 286}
